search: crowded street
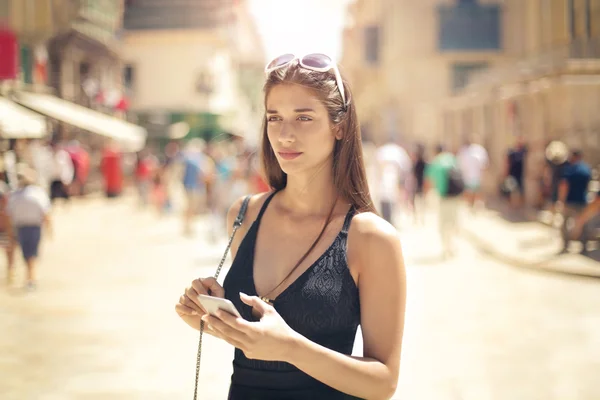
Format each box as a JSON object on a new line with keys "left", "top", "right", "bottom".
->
{"left": 3, "top": 0, "right": 600, "bottom": 399}
{"left": 1, "top": 193, "right": 599, "bottom": 400}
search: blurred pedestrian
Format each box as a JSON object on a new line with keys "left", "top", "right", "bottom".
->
{"left": 162, "top": 140, "right": 181, "bottom": 213}
{"left": 65, "top": 140, "right": 90, "bottom": 197}
{"left": 248, "top": 149, "right": 270, "bottom": 194}
{"left": 542, "top": 140, "right": 569, "bottom": 211}
{"left": 571, "top": 189, "right": 600, "bottom": 254}
{"left": 556, "top": 149, "right": 592, "bottom": 253}
{"left": 375, "top": 141, "right": 411, "bottom": 226}
{"left": 100, "top": 141, "right": 123, "bottom": 198}
{"left": 425, "top": 144, "right": 464, "bottom": 258}
{"left": 151, "top": 165, "right": 168, "bottom": 216}
{"left": 410, "top": 143, "right": 428, "bottom": 225}
{"left": 181, "top": 139, "right": 207, "bottom": 235}
{"left": 7, "top": 166, "right": 52, "bottom": 290}
{"left": 134, "top": 149, "right": 155, "bottom": 208}
{"left": 0, "top": 183, "right": 16, "bottom": 286}
{"left": 48, "top": 142, "right": 74, "bottom": 204}
{"left": 504, "top": 136, "right": 528, "bottom": 209}
{"left": 457, "top": 138, "right": 488, "bottom": 211}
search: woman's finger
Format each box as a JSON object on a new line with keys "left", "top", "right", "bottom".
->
{"left": 175, "top": 303, "right": 199, "bottom": 316}
{"left": 184, "top": 287, "right": 202, "bottom": 308}
{"left": 206, "top": 324, "right": 246, "bottom": 350}
{"left": 215, "top": 309, "right": 254, "bottom": 334}
{"left": 203, "top": 315, "right": 249, "bottom": 343}
{"left": 181, "top": 292, "right": 204, "bottom": 313}
{"left": 191, "top": 279, "right": 210, "bottom": 296}
{"left": 199, "top": 277, "right": 224, "bottom": 297}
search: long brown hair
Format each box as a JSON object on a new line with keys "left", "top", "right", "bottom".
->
{"left": 260, "top": 62, "right": 376, "bottom": 213}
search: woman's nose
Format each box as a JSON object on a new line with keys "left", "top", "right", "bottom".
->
{"left": 278, "top": 123, "right": 295, "bottom": 143}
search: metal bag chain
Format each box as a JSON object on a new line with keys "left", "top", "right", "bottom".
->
{"left": 193, "top": 196, "right": 250, "bottom": 400}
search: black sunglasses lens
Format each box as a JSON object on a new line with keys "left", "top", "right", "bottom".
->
{"left": 267, "top": 53, "right": 295, "bottom": 70}
{"left": 302, "top": 53, "right": 332, "bottom": 69}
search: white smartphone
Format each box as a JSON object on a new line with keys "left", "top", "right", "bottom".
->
{"left": 197, "top": 294, "right": 242, "bottom": 318}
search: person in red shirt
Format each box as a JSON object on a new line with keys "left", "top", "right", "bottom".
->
{"left": 135, "top": 150, "right": 156, "bottom": 207}
{"left": 100, "top": 142, "right": 123, "bottom": 198}
{"left": 66, "top": 141, "right": 90, "bottom": 196}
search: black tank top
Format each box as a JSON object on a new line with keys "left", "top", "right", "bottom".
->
{"left": 223, "top": 191, "right": 362, "bottom": 400}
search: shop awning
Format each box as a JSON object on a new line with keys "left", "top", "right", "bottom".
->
{"left": 0, "top": 96, "right": 48, "bottom": 139}
{"left": 14, "top": 91, "right": 147, "bottom": 152}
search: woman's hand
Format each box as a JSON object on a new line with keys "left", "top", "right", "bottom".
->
{"left": 175, "top": 277, "right": 223, "bottom": 334}
{"left": 202, "top": 293, "right": 300, "bottom": 362}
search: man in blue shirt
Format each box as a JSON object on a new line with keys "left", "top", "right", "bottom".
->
{"left": 557, "top": 149, "right": 592, "bottom": 253}
{"left": 181, "top": 139, "right": 206, "bottom": 236}
{"left": 571, "top": 189, "right": 600, "bottom": 255}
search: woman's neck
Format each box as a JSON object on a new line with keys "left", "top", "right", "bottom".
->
{"left": 278, "top": 162, "right": 338, "bottom": 217}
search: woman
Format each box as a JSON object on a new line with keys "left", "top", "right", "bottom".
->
{"left": 134, "top": 150, "right": 154, "bottom": 208}
{"left": 176, "top": 54, "right": 406, "bottom": 399}
{"left": 7, "top": 167, "right": 52, "bottom": 290}
{"left": 0, "top": 183, "right": 15, "bottom": 285}
{"left": 410, "top": 143, "right": 427, "bottom": 225}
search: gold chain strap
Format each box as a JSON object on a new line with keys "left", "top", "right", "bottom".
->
{"left": 193, "top": 195, "right": 250, "bottom": 400}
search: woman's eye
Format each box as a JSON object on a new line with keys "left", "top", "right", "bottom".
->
{"left": 267, "top": 116, "right": 281, "bottom": 122}
{"left": 298, "top": 116, "right": 312, "bottom": 122}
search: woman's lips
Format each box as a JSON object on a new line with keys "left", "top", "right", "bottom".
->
{"left": 278, "top": 151, "right": 303, "bottom": 160}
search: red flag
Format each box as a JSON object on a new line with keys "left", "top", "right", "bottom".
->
{"left": 0, "top": 26, "right": 19, "bottom": 80}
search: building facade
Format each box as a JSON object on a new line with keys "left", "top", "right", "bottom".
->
{"left": 121, "top": 0, "right": 265, "bottom": 145}
{"left": 47, "top": 0, "right": 125, "bottom": 108}
{"left": 442, "top": 0, "right": 600, "bottom": 204}
{"left": 1, "top": 0, "right": 79, "bottom": 90}
{"left": 1, "top": 0, "right": 146, "bottom": 152}
{"left": 341, "top": 0, "right": 523, "bottom": 147}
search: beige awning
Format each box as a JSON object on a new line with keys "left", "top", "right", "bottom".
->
{"left": 0, "top": 96, "right": 48, "bottom": 139}
{"left": 14, "top": 91, "right": 147, "bottom": 152}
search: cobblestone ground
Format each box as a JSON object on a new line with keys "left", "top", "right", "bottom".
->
{"left": 1, "top": 196, "right": 599, "bottom": 400}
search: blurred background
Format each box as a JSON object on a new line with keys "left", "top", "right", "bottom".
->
{"left": 1, "top": 0, "right": 600, "bottom": 399}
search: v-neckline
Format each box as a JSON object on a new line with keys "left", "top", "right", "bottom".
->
{"left": 248, "top": 205, "right": 351, "bottom": 305}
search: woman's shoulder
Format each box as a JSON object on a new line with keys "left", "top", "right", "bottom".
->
{"left": 349, "top": 211, "right": 398, "bottom": 241}
{"left": 226, "top": 191, "right": 275, "bottom": 230}
{"left": 347, "top": 211, "right": 403, "bottom": 269}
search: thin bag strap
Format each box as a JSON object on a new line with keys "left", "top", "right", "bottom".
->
{"left": 193, "top": 195, "right": 251, "bottom": 400}
{"left": 212, "top": 194, "right": 252, "bottom": 281}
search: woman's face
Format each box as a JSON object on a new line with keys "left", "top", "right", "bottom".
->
{"left": 266, "top": 84, "right": 339, "bottom": 176}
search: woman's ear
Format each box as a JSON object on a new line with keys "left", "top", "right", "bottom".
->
{"left": 334, "top": 126, "right": 343, "bottom": 140}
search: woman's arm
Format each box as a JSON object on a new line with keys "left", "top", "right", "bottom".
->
{"left": 287, "top": 214, "right": 406, "bottom": 399}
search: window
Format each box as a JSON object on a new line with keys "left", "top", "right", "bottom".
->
{"left": 565, "top": 0, "right": 599, "bottom": 56}
{"left": 451, "top": 62, "right": 488, "bottom": 92}
{"left": 572, "top": 0, "right": 587, "bottom": 39}
{"left": 591, "top": 0, "right": 600, "bottom": 37}
{"left": 0, "top": 1, "right": 8, "bottom": 19}
{"left": 364, "top": 25, "right": 380, "bottom": 64}
{"left": 124, "top": 64, "right": 135, "bottom": 89}
{"left": 80, "top": 62, "right": 90, "bottom": 78}
{"left": 438, "top": 3, "right": 501, "bottom": 51}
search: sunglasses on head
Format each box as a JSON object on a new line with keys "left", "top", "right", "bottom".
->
{"left": 265, "top": 53, "right": 347, "bottom": 108}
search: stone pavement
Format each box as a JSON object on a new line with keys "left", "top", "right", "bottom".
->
{"left": 1, "top": 194, "right": 600, "bottom": 399}
{"left": 461, "top": 206, "right": 600, "bottom": 278}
